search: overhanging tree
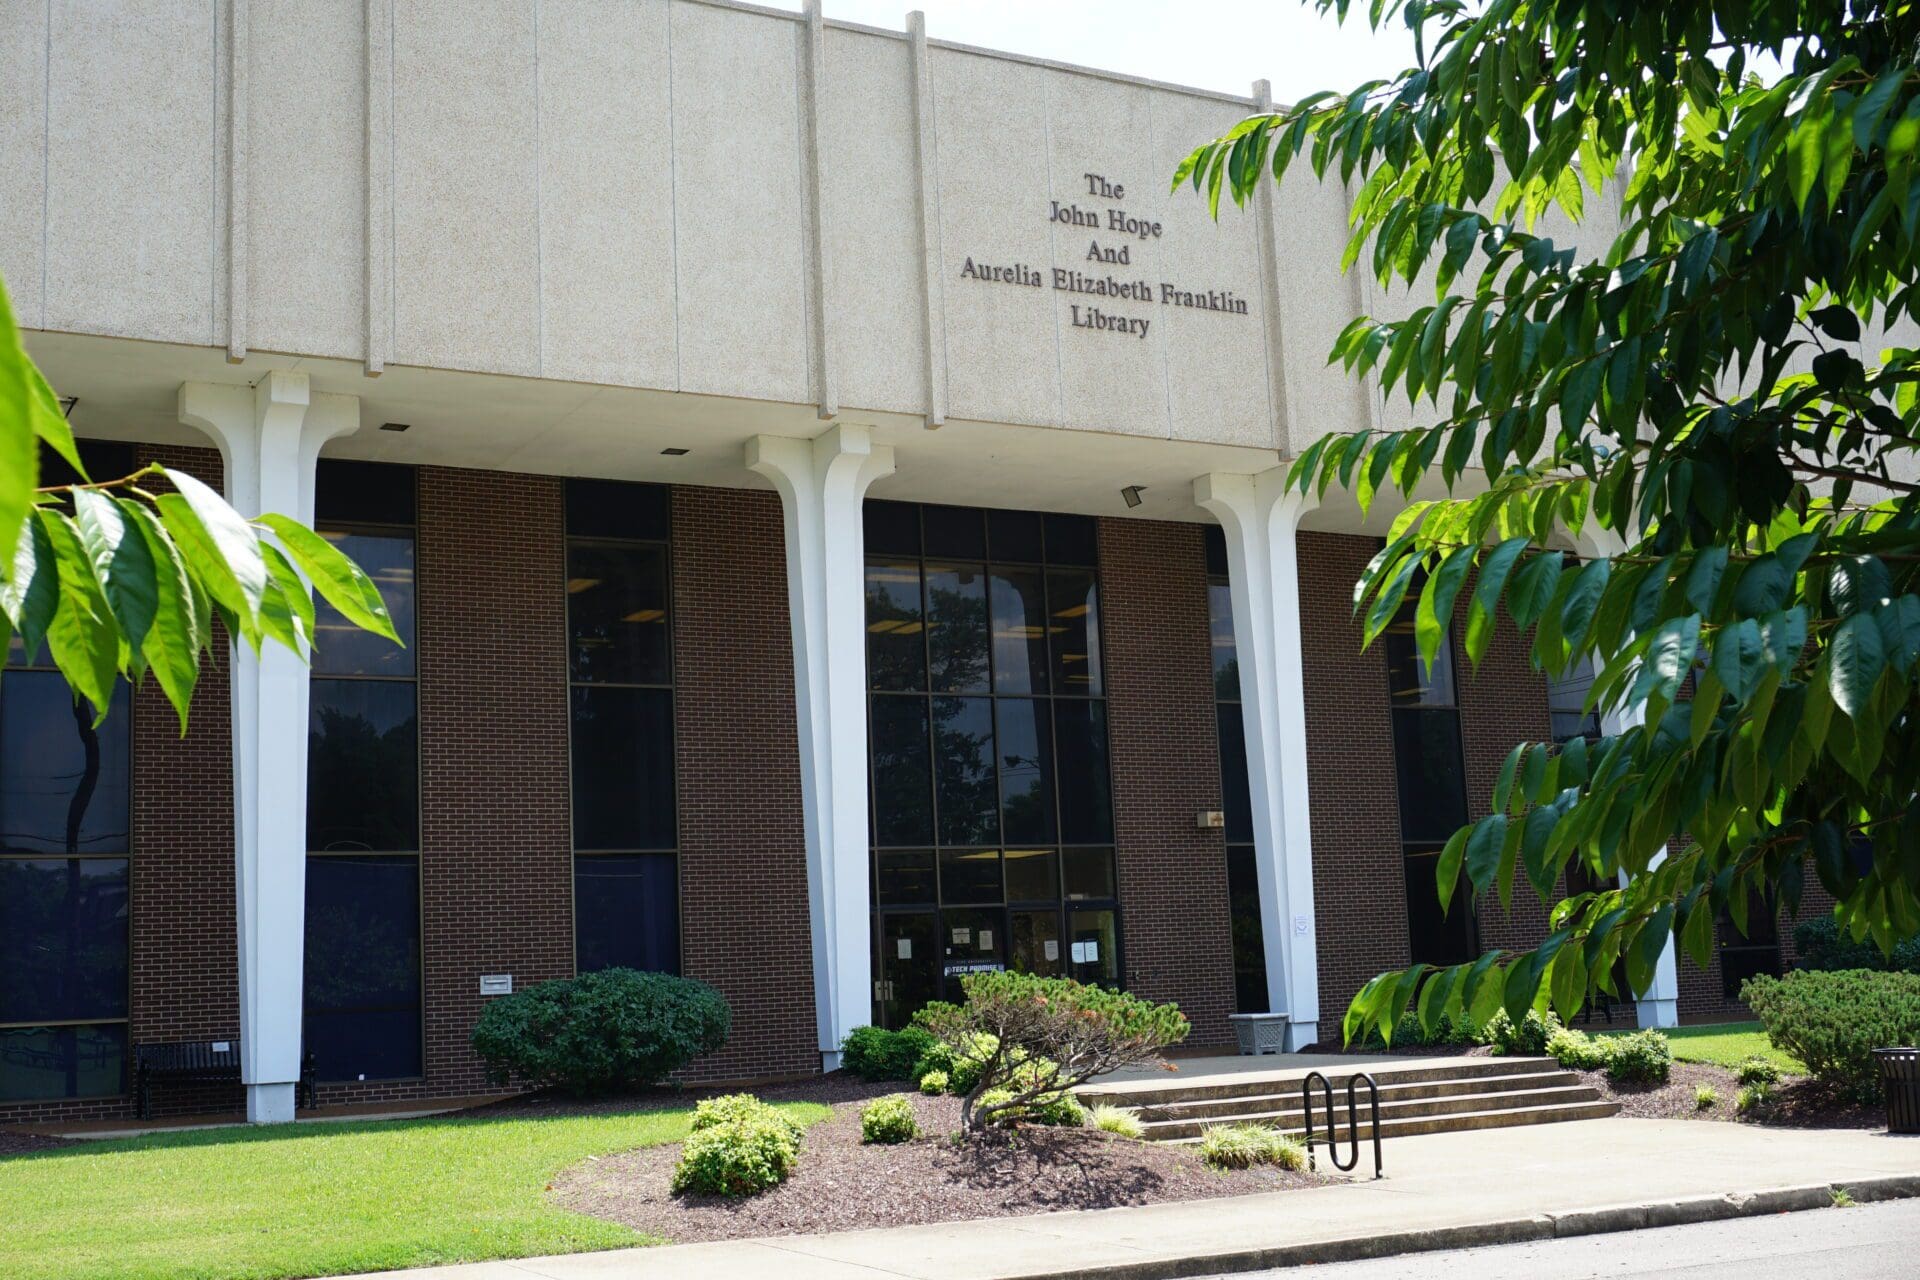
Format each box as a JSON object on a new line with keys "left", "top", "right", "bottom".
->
{"left": 0, "top": 273, "right": 399, "bottom": 723}
{"left": 1181, "top": 0, "right": 1920, "bottom": 1042}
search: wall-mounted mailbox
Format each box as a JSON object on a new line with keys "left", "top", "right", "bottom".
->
{"left": 479, "top": 974, "right": 514, "bottom": 996}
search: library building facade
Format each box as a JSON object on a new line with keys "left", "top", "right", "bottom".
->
{"left": 0, "top": 0, "right": 1811, "bottom": 1124}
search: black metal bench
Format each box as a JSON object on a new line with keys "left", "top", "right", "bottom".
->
{"left": 133, "top": 1040, "right": 316, "bottom": 1119}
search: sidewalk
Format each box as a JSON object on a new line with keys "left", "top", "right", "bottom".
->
{"left": 351, "top": 1119, "right": 1920, "bottom": 1280}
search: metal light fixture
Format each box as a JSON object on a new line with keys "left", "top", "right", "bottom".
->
{"left": 57, "top": 396, "right": 77, "bottom": 419}
{"left": 660, "top": 447, "right": 690, "bottom": 456}
{"left": 1120, "top": 485, "right": 1145, "bottom": 508}
{"left": 379, "top": 421, "right": 411, "bottom": 432}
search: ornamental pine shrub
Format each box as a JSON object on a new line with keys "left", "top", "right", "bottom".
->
{"left": 860, "top": 1096, "right": 919, "bottom": 1144}
{"left": 918, "top": 971, "right": 1188, "bottom": 1131}
{"left": 470, "top": 968, "right": 729, "bottom": 1095}
{"left": 909, "top": 1032, "right": 1000, "bottom": 1095}
{"left": 973, "top": 1084, "right": 1086, "bottom": 1127}
{"left": 1791, "top": 917, "right": 1920, "bottom": 976}
{"left": 1744, "top": 969, "right": 1920, "bottom": 1098}
{"left": 840, "top": 1025, "right": 937, "bottom": 1081}
{"left": 671, "top": 1109, "right": 800, "bottom": 1197}
{"left": 1602, "top": 1030, "right": 1673, "bottom": 1084}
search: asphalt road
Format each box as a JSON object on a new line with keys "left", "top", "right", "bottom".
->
{"left": 1200, "top": 1196, "right": 1920, "bottom": 1279}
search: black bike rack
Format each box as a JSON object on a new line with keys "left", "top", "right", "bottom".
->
{"left": 1301, "top": 1070, "right": 1384, "bottom": 1180}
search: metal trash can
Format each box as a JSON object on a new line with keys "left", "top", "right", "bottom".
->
{"left": 1874, "top": 1048, "right": 1920, "bottom": 1134}
{"left": 1229, "top": 1013, "right": 1290, "bottom": 1056}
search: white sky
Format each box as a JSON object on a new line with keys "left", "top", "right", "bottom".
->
{"left": 790, "top": 0, "right": 1419, "bottom": 101}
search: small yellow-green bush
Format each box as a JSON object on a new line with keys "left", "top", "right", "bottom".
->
{"left": 671, "top": 1110, "right": 799, "bottom": 1197}
{"left": 690, "top": 1093, "right": 802, "bottom": 1141}
{"left": 918, "top": 1068, "right": 949, "bottom": 1095}
{"left": 1735, "top": 1056, "right": 1781, "bottom": 1087}
{"left": 859, "top": 1096, "right": 919, "bottom": 1144}
{"left": 1603, "top": 1030, "right": 1673, "bottom": 1083}
{"left": 1477, "top": 1008, "right": 1561, "bottom": 1056}
{"left": 1546, "top": 1025, "right": 1612, "bottom": 1070}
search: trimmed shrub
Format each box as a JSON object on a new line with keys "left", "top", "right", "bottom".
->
{"left": 672, "top": 1112, "right": 799, "bottom": 1197}
{"left": 1735, "top": 1056, "right": 1781, "bottom": 1087}
{"left": 1545, "top": 1026, "right": 1612, "bottom": 1071}
{"left": 690, "top": 1093, "right": 802, "bottom": 1141}
{"left": 1377, "top": 1010, "right": 1478, "bottom": 1048}
{"left": 1604, "top": 1030, "right": 1672, "bottom": 1083}
{"left": 1477, "top": 1008, "right": 1560, "bottom": 1056}
{"left": 1792, "top": 917, "right": 1920, "bottom": 975}
{"left": 1088, "top": 1103, "right": 1144, "bottom": 1138}
{"left": 471, "top": 968, "right": 729, "bottom": 1095}
{"left": 1694, "top": 1084, "right": 1719, "bottom": 1110}
{"left": 840, "top": 1025, "right": 937, "bottom": 1082}
{"left": 917, "top": 1069, "right": 950, "bottom": 1096}
{"left": 1744, "top": 968, "right": 1920, "bottom": 1098}
{"left": 1198, "top": 1123, "right": 1307, "bottom": 1171}
{"left": 860, "top": 1096, "right": 919, "bottom": 1144}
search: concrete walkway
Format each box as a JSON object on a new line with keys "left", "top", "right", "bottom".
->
{"left": 349, "top": 1119, "right": 1920, "bottom": 1280}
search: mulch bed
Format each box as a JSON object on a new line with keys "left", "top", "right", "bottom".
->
{"left": 1583, "top": 1060, "right": 1884, "bottom": 1128}
{"left": 0, "top": 1130, "right": 75, "bottom": 1158}
{"left": 550, "top": 1088, "right": 1331, "bottom": 1244}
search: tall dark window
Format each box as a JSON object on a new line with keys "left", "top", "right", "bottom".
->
{"left": 865, "top": 502, "right": 1118, "bottom": 1028}
{"left": 1383, "top": 580, "right": 1477, "bottom": 967}
{"left": 1, "top": 441, "right": 134, "bottom": 1101}
{"left": 566, "top": 480, "right": 678, "bottom": 975}
{"left": 305, "top": 460, "right": 422, "bottom": 1082}
{"left": 1204, "top": 527, "right": 1269, "bottom": 1013}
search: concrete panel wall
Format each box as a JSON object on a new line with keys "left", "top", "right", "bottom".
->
{"left": 668, "top": 0, "right": 809, "bottom": 403}
{"left": 249, "top": 0, "right": 364, "bottom": 360}
{"left": 44, "top": 0, "right": 217, "bottom": 344}
{"left": 16, "top": 0, "right": 1404, "bottom": 450}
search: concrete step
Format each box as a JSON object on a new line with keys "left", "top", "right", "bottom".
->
{"left": 1161, "top": 1097, "right": 1623, "bottom": 1145}
{"left": 1122, "top": 1070, "right": 1585, "bottom": 1123}
{"left": 1134, "top": 1084, "right": 1608, "bottom": 1141}
{"left": 1078, "top": 1055, "right": 1556, "bottom": 1110}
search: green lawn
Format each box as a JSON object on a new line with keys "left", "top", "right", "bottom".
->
{"left": 0, "top": 1100, "right": 829, "bottom": 1280}
{"left": 1600, "top": 1021, "right": 1803, "bottom": 1073}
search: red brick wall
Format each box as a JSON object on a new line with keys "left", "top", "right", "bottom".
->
{"left": 671, "top": 485, "right": 818, "bottom": 1081}
{"left": 1297, "top": 531, "right": 1408, "bottom": 1041}
{"left": 1100, "top": 518, "right": 1237, "bottom": 1049}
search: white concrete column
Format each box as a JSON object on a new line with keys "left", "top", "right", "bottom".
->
{"left": 747, "top": 425, "right": 896, "bottom": 1070}
{"left": 1574, "top": 527, "right": 1680, "bottom": 1029}
{"left": 1194, "top": 470, "right": 1319, "bottom": 1049}
{"left": 179, "top": 372, "right": 359, "bottom": 1121}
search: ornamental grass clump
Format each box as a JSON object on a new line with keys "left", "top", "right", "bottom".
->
{"left": 917, "top": 971, "right": 1189, "bottom": 1132}
{"left": 1695, "top": 1084, "right": 1719, "bottom": 1110}
{"left": 1088, "top": 1103, "right": 1145, "bottom": 1139}
{"left": 672, "top": 1096, "right": 801, "bottom": 1197}
{"left": 860, "top": 1096, "right": 919, "bottom": 1144}
{"left": 1198, "top": 1123, "right": 1306, "bottom": 1172}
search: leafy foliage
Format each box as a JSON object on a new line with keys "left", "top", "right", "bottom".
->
{"left": 1546, "top": 1023, "right": 1612, "bottom": 1069}
{"left": 1603, "top": 1028, "right": 1675, "bottom": 1082}
{"left": 1478, "top": 1007, "right": 1559, "bottom": 1055}
{"left": 690, "top": 1093, "right": 803, "bottom": 1142}
{"left": 917, "top": 1068, "right": 950, "bottom": 1095}
{"left": 917, "top": 971, "right": 1188, "bottom": 1131}
{"left": 839, "top": 1025, "right": 936, "bottom": 1081}
{"left": 0, "top": 272, "right": 397, "bottom": 726}
{"left": 859, "top": 1096, "right": 920, "bottom": 1144}
{"left": 1736, "top": 1054, "right": 1783, "bottom": 1086}
{"left": 1180, "top": 0, "right": 1920, "bottom": 1044}
{"left": 1743, "top": 967, "right": 1920, "bottom": 1097}
{"left": 470, "top": 968, "right": 730, "bottom": 1095}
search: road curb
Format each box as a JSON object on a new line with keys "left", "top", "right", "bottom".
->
{"left": 1003, "top": 1172, "right": 1920, "bottom": 1280}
